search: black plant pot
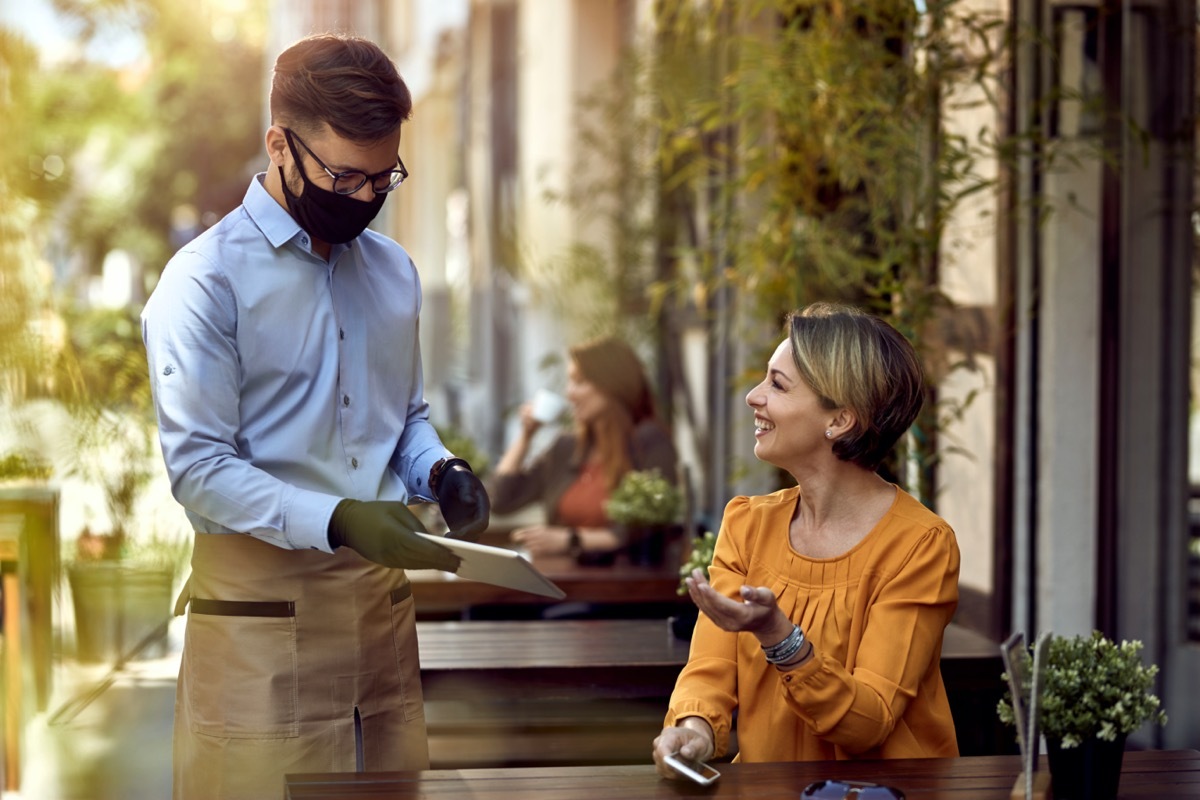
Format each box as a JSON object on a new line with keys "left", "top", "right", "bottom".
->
{"left": 625, "top": 525, "right": 667, "bottom": 567}
{"left": 1046, "top": 734, "right": 1127, "bottom": 800}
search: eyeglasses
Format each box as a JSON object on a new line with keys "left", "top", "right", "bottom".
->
{"left": 801, "top": 780, "right": 906, "bottom": 800}
{"left": 283, "top": 128, "right": 409, "bottom": 195}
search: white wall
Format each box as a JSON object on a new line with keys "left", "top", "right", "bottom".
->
{"left": 1035, "top": 147, "right": 1102, "bottom": 637}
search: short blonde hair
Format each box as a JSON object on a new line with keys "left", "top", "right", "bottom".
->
{"left": 787, "top": 303, "right": 924, "bottom": 471}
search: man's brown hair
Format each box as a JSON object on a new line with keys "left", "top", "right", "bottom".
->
{"left": 270, "top": 33, "right": 412, "bottom": 142}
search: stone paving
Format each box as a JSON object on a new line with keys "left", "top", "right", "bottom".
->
{"left": 12, "top": 619, "right": 181, "bottom": 800}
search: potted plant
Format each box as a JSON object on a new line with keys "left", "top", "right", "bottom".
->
{"left": 62, "top": 307, "right": 185, "bottom": 663}
{"left": 66, "top": 417, "right": 179, "bottom": 663}
{"left": 998, "top": 631, "right": 1168, "bottom": 800}
{"left": 604, "top": 468, "right": 683, "bottom": 567}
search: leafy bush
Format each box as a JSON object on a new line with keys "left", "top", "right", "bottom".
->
{"left": 604, "top": 468, "right": 681, "bottom": 526}
{"left": 0, "top": 451, "right": 51, "bottom": 481}
{"left": 998, "top": 631, "right": 1167, "bottom": 749}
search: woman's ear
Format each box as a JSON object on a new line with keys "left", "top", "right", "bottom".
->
{"left": 829, "top": 408, "right": 857, "bottom": 439}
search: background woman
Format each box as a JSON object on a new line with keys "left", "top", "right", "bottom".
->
{"left": 490, "top": 335, "right": 677, "bottom": 559}
{"left": 652, "top": 303, "right": 960, "bottom": 775}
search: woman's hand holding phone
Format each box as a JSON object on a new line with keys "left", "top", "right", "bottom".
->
{"left": 652, "top": 719, "right": 717, "bottom": 782}
{"left": 663, "top": 752, "right": 721, "bottom": 785}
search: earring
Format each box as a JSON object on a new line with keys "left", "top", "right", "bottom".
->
{"left": 825, "top": 430, "right": 833, "bottom": 439}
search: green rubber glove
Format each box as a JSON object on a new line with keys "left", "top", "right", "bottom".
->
{"left": 327, "top": 499, "right": 461, "bottom": 572}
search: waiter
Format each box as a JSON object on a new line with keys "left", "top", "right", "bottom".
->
{"left": 141, "top": 33, "right": 490, "bottom": 799}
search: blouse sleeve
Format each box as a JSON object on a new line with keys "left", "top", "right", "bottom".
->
{"left": 662, "top": 496, "right": 754, "bottom": 757}
{"left": 487, "top": 434, "right": 574, "bottom": 515}
{"left": 779, "top": 523, "right": 960, "bottom": 754}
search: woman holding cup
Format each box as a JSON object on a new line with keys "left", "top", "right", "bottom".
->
{"left": 489, "top": 336, "right": 678, "bottom": 559}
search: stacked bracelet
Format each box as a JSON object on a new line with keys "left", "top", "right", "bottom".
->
{"left": 762, "top": 623, "right": 806, "bottom": 664}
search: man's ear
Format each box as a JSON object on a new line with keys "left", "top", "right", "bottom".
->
{"left": 265, "top": 126, "right": 288, "bottom": 168}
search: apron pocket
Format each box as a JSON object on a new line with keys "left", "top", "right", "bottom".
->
{"left": 388, "top": 587, "right": 424, "bottom": 721}
{"left": 185, "top": 602, "right": 300, "bottom": 739}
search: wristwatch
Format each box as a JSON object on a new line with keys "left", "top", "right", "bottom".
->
{"left": 429, "top": 456, "right": 470, "bottom": 499}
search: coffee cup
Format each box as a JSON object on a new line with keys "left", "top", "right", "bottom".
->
{"left": 530, "top": 388, "right": 568, "bottom": 424}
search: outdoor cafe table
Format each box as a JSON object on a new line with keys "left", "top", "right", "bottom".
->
{"left": 285, "top": 749, "right": 1200, "bottom": 799}
{"left": 414, "top": 619, "right": 1008, "bottom": 767}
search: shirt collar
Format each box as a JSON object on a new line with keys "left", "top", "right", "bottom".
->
{"left": 244, "top": 172, "right": 303, "bottom": 249}
{"left": 243, "top": 173, "right": 353, "bottom": 262}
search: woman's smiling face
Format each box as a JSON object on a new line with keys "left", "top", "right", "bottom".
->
{"left": 745, "top": 338, "right": 836, "bottom": 469}
{"left": 565, "top": 357, "right": 612, "bottom": 426}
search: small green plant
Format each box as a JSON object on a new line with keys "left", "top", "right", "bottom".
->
{"left": 435, "top": 425, "right": 491, "bottom": 479}
{"left": 0, "top": 451, "right": 52, "bottom": 481}
{"left": 604, "top": 469, "right": 681, "bottom": 526}
{"left": 998, "top": 631, "right": 1167, "bottom": 749}
{"left": 677, "top": 530, "right": 717, "bottom": 596}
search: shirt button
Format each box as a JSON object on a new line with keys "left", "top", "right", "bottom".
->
{"left": 351, "top": 457, "right": 359, "bottom": 469}
{"left": 300, "top": 236, "right": 308, "bottom": 245}
{"left": 339, "top": 328, "right": 345, "bottom": 340}
{"left": 343, "top": 394, "right": 351, "bottom": 407}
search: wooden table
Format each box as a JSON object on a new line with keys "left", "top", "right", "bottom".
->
{"left": 409, "top": 554, "right": 689, "bottom": 621}
{"left": 415, "top": 619, "right": 1008, "bottom": 767}
{"left": 0, "top": 486, "right": 59, "bottom": 793}
{"left": 286, "top": 749, "right": 1200, "bottom": 799}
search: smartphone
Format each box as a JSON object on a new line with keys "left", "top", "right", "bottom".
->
{"left": 664, "top": 752, "right": 721, "bottom": 786}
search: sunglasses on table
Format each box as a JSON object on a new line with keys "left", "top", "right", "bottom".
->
{"left": 801, "top": 780, "right": 906, "bottom": 800}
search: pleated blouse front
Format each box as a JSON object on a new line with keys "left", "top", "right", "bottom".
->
{"left": 664, "top": 485, "right": 961, "bottom": 762}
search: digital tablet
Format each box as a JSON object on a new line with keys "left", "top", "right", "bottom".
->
{"left": 415, "top": 533, "right": 566, "bottom": 599}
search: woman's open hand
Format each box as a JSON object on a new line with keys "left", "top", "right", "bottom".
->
{"left": 684, "top": 568, "right": 787, "bottom": 637}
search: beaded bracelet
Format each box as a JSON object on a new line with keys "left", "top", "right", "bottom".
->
{"left": 762, "top": 623, "right": 806, "bottom": 664}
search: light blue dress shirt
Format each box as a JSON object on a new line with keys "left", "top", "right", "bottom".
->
{"left": 141, "top": 174, "right": 450, "bottom": 553}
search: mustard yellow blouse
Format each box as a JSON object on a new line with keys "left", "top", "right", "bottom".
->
{"left": 665, "top": 485, "right": 961, "bottom": 761}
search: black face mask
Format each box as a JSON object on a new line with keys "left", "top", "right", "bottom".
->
{"left": 279, "top": 137, "right": 387, "bottom": 245}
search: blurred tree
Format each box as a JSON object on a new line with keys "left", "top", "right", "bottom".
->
{"left": 558, "top": 0, "right": 1009, "bottom": 505}
{"left": 1, "top": 1, "right": 266, "bottom": 540}
{"left": 48, "top": 0, "right": 268, "bottom": 276}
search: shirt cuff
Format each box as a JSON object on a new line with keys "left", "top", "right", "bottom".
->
{"left": 408, "top": 447, "right": 452, "bottom": 503}
{"left": 285, "top": 488, "right": 344, "bottom": 553}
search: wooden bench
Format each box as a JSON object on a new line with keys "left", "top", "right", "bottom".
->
{"left": 416, "top": 619, "right": 1009, "bottom": 768}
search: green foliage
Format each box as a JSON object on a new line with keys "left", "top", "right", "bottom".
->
{"left": 555, "top": 0, "right": 1011, "bottom": 503}
{"left": 997, "top": 631, "right": 1168, "bottom": 749}
{"left": 0, "top": 451, "right": 52, "bottom": 481}
{"left": 63, "top": 306, "right": 153, "bottom": 417}
{"left": 677, "top": 529, "right": 717, "bottom": 595}
{"left": 117, "top": 529, "right": 192, "bottom": 579}
{"left": 2, "top": 1, "right": 267, "bottom": 278}
{"left": 435, "top": 425, "right": 491, "bottom": 480}
{"left": 1, "top": 2, "right": 266, "bottom": 554}
{"left": 604, "top": 468, "right": 682, "bottom": 526}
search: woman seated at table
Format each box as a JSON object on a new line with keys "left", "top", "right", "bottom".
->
{"left": 652, "top": 303, "right": 960, "bottom": 775}
{"left": 489, "top": 335, "right": 677, "bottom": 561}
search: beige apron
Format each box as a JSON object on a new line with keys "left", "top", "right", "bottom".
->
{"left": 172, "top": 532, "right": 428, "bottom": 800}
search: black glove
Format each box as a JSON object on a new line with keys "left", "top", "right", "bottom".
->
{"left": 327, "top": 499, "right": 461, "bottom": 572}
{"left": 431, "top": 458, "right": 491, "bottom": 541}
